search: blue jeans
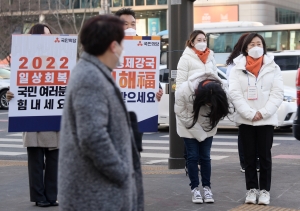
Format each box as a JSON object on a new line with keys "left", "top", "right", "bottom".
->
{"left": 184, "top": 137, "right": 213, "bottom": 190}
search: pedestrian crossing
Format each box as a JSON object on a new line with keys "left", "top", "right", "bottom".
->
{"left": 141, "top": 134, "right": 283, "bottom": 165}
{"left": 0, "top": 132, "right": 293, "bottom": 161}
{"left": 0, "top": 133, "right": 26, "bottom": 156}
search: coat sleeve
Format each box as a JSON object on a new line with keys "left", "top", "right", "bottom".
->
{"left": 211, "top": 56, "right": 218, "bottom": 75}
{"left": 174, "top": 85, "right": 208, "bottom": 141}
{"left": 176, "top": 56, "right": 189, "bottom": 91}
{"left": 72, "top": 74, "right": 129, "bottom": 187}
{"left": 258, "top": 65, "right": 284, "bottom": 119}
{"left": 229, "top": 68, "right": 256, "bottom": 121}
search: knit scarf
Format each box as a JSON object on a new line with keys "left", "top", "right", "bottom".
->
{"left": 192, "top": 47, "right": 210, "bottom": 64}
{"left": 245, "top": 56, "right": 263, "bottom": 77}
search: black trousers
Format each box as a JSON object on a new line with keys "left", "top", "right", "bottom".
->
{"left": 238, "top": 129, "right": 260, "bottom": 169}
{"left": 239, "top": 124, "right": 273, "bottom": 191}
{"left": 27, "top": 147, "right": 58, "bottom": 202}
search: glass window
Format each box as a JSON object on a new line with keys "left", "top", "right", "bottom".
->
{"left": 208, "top": 31, "right": 288, "bottom": 53}
{"left": 113, "top": 0, "right": 122, "bottom": 7}
{"left": 146, "top": 0, "right": 155, "bottom": 5}
{"left": 208, "top": 32, "right": 244, "bottom": 53}
{"left": 218, "top": 73, "right": 226, "bottom": 80}
{"left": 158, "top": 0, "right": 167, "bottom": 5}
{"left": 135, "top": 0, "right": 144, "bottom": 6}
{"left": 217, "top": 66, "right": 227, "bottom": 74}
{"left": 73, "top": 0, "right": 80, "bottom": 8}
{"left": 40, "top": 0, "right": 49, "bottom": 10}
{"left": 125, "top": 0, "right": 133, "bottom": 6}
{"left": 289, "top": 30, "right": 300, "bottom": 50}
{"left": 274, "top": 56, "right": 300, "bottom": 71}
{"left": 0, "top": 69, "right": 10, "bottom": 79}
{"left": 159, "top": 69, "right": 169, "bottom": 83}
{"left": 257, "top": 31, "right": 288, "bottom": 51}
{"left": 81, "top": 0, "right": 99, "bottom": 8}
{"left": 276, "top": 8, "right": 300, "bottom": 24}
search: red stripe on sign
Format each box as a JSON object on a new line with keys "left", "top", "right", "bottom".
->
{"left": 273, "top": 155, "right": 300, "bottom": 159}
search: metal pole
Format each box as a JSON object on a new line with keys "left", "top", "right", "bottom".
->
{"left": 168, "top": 0, "right": 195, "bottom": 169}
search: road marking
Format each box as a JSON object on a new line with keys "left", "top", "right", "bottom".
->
{"left": 143, "top": 140, "right": 280, "bottom": 147}
{"left": 0, "top": 112, "right": 8, "bottom": 115}
{"left": 0, "top": 120, "right": 8, "bottom": 122}
{"left": 7, "top": 133, "right": 22, "bottom": 137}
{"left": 273, "top": 155, "right": 300, "bottom": 159}
{"left": 141, "top": 153, "right": 228, "bottom": 160}
{"left": 159, "top": 135, "right": 296, "bottom": 141}
{"left": 0, "top": 138, "right": 22, "bottom": 142}
{"left": 0, "top": 144, "right": 24, "bottom": 148}
{"left": 0, "top": 151, "right": 26, "bottom": 156}
{"left": 143, "top": 146, "right": 239, "bottom": 152}
{"left": 145, "top": 159, "right": 168, "bottom": 164}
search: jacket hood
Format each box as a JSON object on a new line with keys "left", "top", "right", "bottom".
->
{"left": 187, "top": 72, "right": 222, "bottom": 92}
{"left": 235, "top": 53, "right": 275, "bottom": 70}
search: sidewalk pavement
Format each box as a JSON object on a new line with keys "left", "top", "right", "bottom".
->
{"left": 0, "top": 160, "right": 299, "bottom": 211}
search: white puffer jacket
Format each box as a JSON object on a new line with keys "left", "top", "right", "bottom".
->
{"left": 174, "top": 72, "right": 226, "bottom": 142}
{"left": 228, "top": 54, "right": 284, "bottom": 126}
{"left": 176, "top": 47, "right": 218, "bottom": 90}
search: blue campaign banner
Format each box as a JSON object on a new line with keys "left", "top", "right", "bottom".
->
{"left": 8, "top": 116, "right": 61, "bottom": 132}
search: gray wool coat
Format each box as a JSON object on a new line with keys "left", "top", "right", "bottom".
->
{"left": 58, "top": 52, "right": 144, "bottom": 211}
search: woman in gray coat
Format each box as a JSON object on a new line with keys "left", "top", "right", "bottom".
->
{"left": 58, "top": 15, "right": 144, "bottom": 211}
{"left": 6, "top": 24, "right": 59, "bottom": 207}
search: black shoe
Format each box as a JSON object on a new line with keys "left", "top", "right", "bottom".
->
{"left": 35, "top": 201, "right": 50, "bottom": 207}
{"left": 49, "top": 201, "right": 59, "bottom": 206}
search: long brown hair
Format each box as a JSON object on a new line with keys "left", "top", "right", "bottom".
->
{"left": 185, "top": 30, "right": 206, "bottom": 48}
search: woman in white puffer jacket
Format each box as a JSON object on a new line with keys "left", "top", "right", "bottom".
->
{"left": 229, "top": 33, "right": 284, "bottom": 206}
{"left": 175, "top": 72, "right": 231, "bottom": 204}
{"left": 176, "top": 30, "right": 218, "bottom": 90}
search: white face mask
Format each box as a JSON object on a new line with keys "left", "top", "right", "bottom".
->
{"left": 248, "top": 46, "right": 264, "bottom": 59}
{"left": 115, "top": 43, "right": 125, "bottom": 66}
{"left": 194, "top": 42, "right": 207, "bottom": 51}
{"left": 124, "top": 28, "right": 136, "bottom": 36}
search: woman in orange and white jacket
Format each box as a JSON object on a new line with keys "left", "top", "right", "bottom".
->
{"left": 229, "top": 33, "right": 284, "bottom": 206}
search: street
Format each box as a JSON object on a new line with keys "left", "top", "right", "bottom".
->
{"left": 0, "top": 111, "right": 300, "bottom": 210}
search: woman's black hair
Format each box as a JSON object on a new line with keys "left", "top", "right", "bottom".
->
{"left": 28, "top": 24, "right": 52, "bottom": 34}
{"left": 187, "top": 79, "right": 231, "bottom": 132}
{"left": 226, "top": 33, "right": 249, "bottom": 65}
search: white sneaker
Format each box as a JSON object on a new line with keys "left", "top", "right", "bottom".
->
{"left": 203, "top": 186, "right": 214, "bottom": 203}
{"left": 258, "top": 190, "right": 270, "bottom": 205}
{"left": 191, "top": 187, "right": 203, "bottom": 203}
{"left": 245, "top": 189, "right": 258, "bottom": 204}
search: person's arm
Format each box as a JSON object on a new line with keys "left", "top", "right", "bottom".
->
{"left": 156, "top": 83, "right": 163, "bottom": 102}
{"left": 229, "top": 68, "right": 256, "bottom": 121}
{"left": 211, "top": 56, "right": 218, "bottom": 75}
{"left": 258, "top": 66, "right": 284, "bottom": 119}
{"left": 72, "top": 74, "right": 129, "bottom": 186}
{"left": 6, "top": 88, "right": 14, "bottom": 102}
{"left": 176, "top": 56, "right": 189, "bottom": 91}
